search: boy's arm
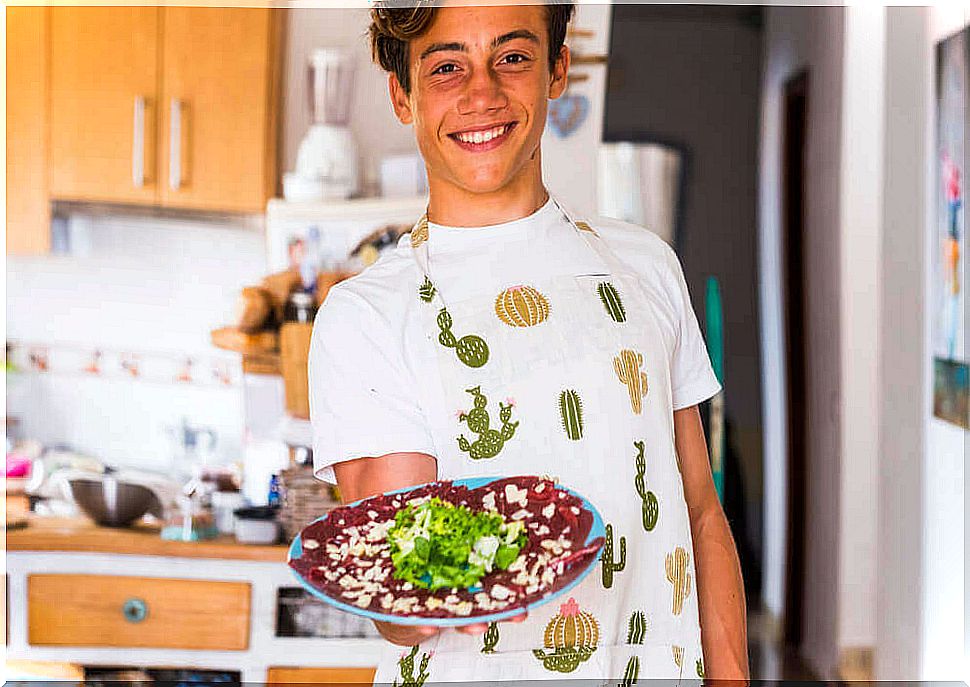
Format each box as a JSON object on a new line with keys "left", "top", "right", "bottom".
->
{"left": 674, "top": 405, "right": 749, "bottom": 681}
{"left": 333, "top": 452, "right": 439, "bottom": 647}
{"left": 333, "top": 451, "right": 437, "bottom": 503}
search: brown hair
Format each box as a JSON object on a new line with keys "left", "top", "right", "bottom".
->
{"left": 369, "top": 2, "right": 575, "bottom": 94}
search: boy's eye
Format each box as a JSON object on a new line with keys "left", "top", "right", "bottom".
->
{"left": 500, "top": 53, "right": 529, "bottom": 65}
{"left": 432, "top": 62, "right": 458, "bottom": 75}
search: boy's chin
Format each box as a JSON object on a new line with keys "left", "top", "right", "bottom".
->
{"left": 452, "top": 169, "right": 521, "bottom": 195}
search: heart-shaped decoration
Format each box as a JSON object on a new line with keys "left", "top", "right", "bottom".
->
{"left": 548, "top": 94, "right": 590, "bottom": 138}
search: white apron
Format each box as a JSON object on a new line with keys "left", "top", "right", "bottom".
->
{"left": 372, "top": 199, "right": 706, "bottom": 685}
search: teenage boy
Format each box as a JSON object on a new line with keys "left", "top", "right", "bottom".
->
{"left": 309, "top": 2, "right": 749, "bottom": 682}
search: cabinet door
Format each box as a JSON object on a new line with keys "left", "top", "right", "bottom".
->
{"left": 6, "top": 7, "right": 50, "bottom": 254}
{"left": 28, "top": 574, "right": 251, "bottom": 650}
{"left": 49, "top": 7, "right": 160, "bottom": 205}
{"left": 159, "top": 8, "right": 280, "bottom": 213}
{"left": 266, "top": 666, "right": 377, "bottom": 685}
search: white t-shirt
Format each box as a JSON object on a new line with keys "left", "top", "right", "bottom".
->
{"left": 309, "top": 199, "right": 720, "bottom": 483}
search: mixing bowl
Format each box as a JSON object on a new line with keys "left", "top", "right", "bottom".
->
{"left": 68, "top": 477, "right": 159, "bottom": 527}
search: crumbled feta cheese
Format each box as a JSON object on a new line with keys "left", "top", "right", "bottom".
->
{"left": 490, "top": 585, "right": 512, "bottom": 601}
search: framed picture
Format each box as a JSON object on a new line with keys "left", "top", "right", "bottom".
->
{"left": 933, "top": 26, "right": 970, "bottom": 430}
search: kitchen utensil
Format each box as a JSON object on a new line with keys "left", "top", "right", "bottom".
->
{"left": 288, "top": 476, "right": 606, "bottom": 628}
{"left": 161, "top": 494, "right": 218, "bottom": 541}
{"left": 290, "top": 48, "right": 359, "bottom": 200}
{"left": 165, "top": 418, "right": 218, "bottom": 484}
{"left": 234, "top": 505, "right": 280, "bottom": 544}
{"left": 211, "top": 490, "right": 247, "bottom": 535}
{"left": 280, "top": 292, "right": 318, "bottom": 419}
{"left": 68, "top": 474, "right": 160, "bottom": 527}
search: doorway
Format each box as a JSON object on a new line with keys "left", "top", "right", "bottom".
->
{"left": 781, "top": 70, "right": 809, "bottom": 650}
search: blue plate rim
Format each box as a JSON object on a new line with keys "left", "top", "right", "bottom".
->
{"left": 287, "top": 475, "right": 606, "bottom": 628}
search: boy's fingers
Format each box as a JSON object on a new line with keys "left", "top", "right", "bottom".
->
{"left": 456, "top": 623, "right": 489, "bottom": 634}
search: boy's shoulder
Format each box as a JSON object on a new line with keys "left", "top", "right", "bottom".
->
{"left": 578, "top": 214, "right": 678, "bottom": 278}
{"left": 318, "top": 236, "right": 423, "bottom": 320}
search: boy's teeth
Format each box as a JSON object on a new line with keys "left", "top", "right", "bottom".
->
{"left": 458, "top": 124, "right": 507, "bottom": 144}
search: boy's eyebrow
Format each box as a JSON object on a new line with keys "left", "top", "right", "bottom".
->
{"left": 420, "top": 42, "right": 465, "bottom": 60}
{"left": 491, "top": 29, "right": 540, "bottom": 49}
{"left": 418, "top": 29, "right": 540, "bottom": 61}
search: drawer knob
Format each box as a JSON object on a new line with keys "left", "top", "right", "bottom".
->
{"left": 122, "top": 598, "right": 148, "bottom": 623}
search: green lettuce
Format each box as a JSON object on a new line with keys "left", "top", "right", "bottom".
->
{"left": 387, "top": 497, "right": 527, "bottom": 591}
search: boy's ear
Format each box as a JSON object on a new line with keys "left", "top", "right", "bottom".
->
{"left": 548, "top": 44, "right": 571, "bottom": 100}
{"left": 388, "top": 73, "right": 414, "bottom": 125}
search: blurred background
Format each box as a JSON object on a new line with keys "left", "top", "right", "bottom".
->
{"left": 4, "top": 2, "right": 968, "bottom": 684}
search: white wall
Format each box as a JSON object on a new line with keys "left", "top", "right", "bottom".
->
{"left": 837, "top": 3, "right": 883, "bottom": 653}
{"left": 878, "top": 5, "right": 930, "bottom": 680}
{"left": 541, "top": 2, "right": 612, "bottom": 218}
{"left": 878, "top": 4, "right": 970, "bottom": 681}
{"left": 759, "top": 6, "right": 845, "bottom": 678}
{"left": 5, "top": 213, "right": 266, "bottom": 470}
{"left": 920, "top": 7, "right": 969, "bottom": 680}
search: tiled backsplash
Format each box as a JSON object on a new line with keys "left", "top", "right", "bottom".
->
{"left": 6, "top": 211, "right": 267, "bottom": 470}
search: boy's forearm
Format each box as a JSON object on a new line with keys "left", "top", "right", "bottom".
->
{"left": 693, "top": 504, "right": 749, "bottom": 680}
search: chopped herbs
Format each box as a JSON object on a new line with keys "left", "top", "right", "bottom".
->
{"left": 387, "top": 497, "right": 527, "bottom": 591}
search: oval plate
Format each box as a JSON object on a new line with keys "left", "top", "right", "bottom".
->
{"left": 287, "top": 476, "right": 606, "bottom": 627}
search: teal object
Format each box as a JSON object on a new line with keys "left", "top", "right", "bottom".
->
{"left": 122, "top": 598, "right": 148, "bottom": 623}
{"left": 705, "top": 276, "right": 725, "bottom": 503}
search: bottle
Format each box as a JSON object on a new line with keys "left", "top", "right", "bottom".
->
{"left": 268, "top": 474, "right": 282, "bottom": 507}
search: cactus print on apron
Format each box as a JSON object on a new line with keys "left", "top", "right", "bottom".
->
{"left": 372, "top": 197, "right": 706, "bottom": 685}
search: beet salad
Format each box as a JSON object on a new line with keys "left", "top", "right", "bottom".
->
{"left": 289, "top": 476, "right": 604, "bottom": 621}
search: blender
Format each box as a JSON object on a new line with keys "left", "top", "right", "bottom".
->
{"left": 285, "top": 48, "right": 359, "bottom": 201}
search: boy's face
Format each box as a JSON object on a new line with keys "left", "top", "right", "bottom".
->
{"left": 389, "top": 4, "right": 568, "bottom": 196}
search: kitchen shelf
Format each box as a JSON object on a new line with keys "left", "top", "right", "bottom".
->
{"left": 7, "top": 515, "right": 287, "bottom": 562}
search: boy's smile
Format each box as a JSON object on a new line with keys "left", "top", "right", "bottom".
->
{"left": 447, "top": 121, "right": 517, "bottom": 152}
{"left": 388, "top": 4, "right": 569, "bottom": 225}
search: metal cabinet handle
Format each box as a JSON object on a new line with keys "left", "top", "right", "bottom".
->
{"left": 169, "top": 98, "right": 182, "bottom": 191}
{"left": 122, "top": 597, "right": 148, "bottom": 623}
{"left": 132, "top": 96, "right": 146, "bottom": 188}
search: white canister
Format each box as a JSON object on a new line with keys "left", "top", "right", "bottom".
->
{"left": 211, "top": 491, "right": 247, "bottom": 535}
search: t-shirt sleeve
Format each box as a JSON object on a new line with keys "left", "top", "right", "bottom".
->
{"left": 308, "top": 288, "right": 436, "bottom": 484}
{"left": 662, "top": 246, "right": 723, "bottom": 410}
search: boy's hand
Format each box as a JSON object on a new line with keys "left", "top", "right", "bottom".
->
{"left": 374, "top": 611, "right": 528, "bottom": 647}
{"left": 374, "top": 620, "right": 440, "bottom": 647}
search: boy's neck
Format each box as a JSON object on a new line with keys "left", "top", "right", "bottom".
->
{"left": 425, "top": 166, "right": 549, "bottom": 228}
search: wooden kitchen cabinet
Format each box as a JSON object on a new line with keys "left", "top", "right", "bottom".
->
{"left": 6, "top": 7, "right": 51, "bottom": 255}
{"left": 49, "top": 7, "right": 161, "bottom": 206}
{"left": 160, "top": 8, "right": 282, "bottom": 213}
{"left": 47, "top": 7, "right": 281, "bottom": 213}
{"left": 27, "top": 574, "right": 251, "bottom": 650}
{"left": 267, "top": 666, "right": 377, "bottom": 685}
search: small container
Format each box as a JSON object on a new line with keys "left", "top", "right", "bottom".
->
{"left": 161, "top": 495, "right": 218, "bottom": 541}
{"left": 234, "top": 505, "right": 280, "bottom": 545}
{"left": 283, "top": 292, "right": 318, "bottom": 324}
{"left": 211, "top": 491, "right": 247, "bottom": 535}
